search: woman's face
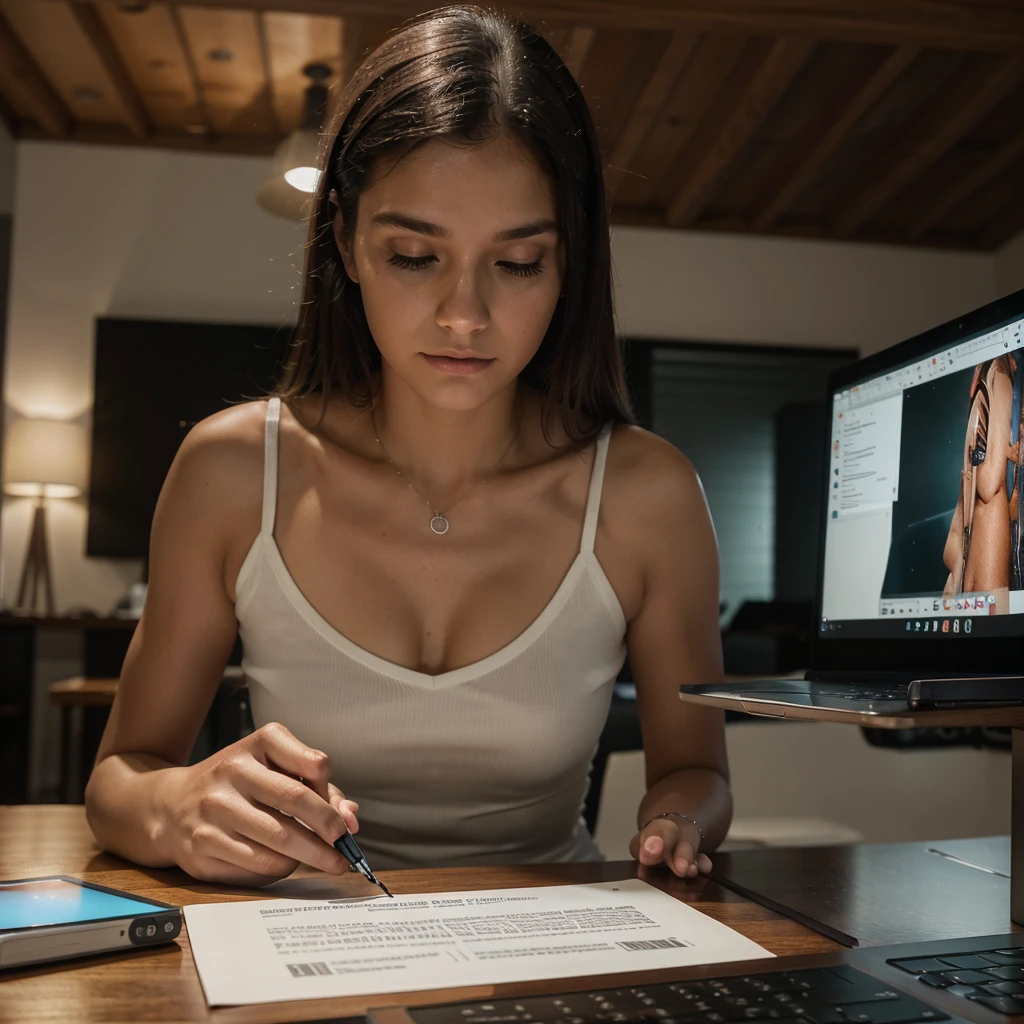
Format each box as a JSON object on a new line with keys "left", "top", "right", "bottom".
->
{"left": 335, "top": 134, "right": 566, "bottom": 412}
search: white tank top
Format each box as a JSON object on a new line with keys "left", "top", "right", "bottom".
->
{"left": 235, "top": 397, "right": 627, "bottom": 869}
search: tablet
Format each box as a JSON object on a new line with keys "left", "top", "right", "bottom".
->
{"left": 0, "top": 875, "right": 182, "bottom": 970}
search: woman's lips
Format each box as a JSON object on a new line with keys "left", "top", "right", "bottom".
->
{"left": 421, "top": 354, "right": 494, "bottom": 375}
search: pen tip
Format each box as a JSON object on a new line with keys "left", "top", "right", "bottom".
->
{"left": 380, "top": 881, "right": 394, "bottom": 898}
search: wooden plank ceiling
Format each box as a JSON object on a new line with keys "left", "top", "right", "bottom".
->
{"left": 0, "top": 1, "right": 1023, "bottom": 249}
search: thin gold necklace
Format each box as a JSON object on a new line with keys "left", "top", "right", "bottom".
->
{"left": 369, "top": 404, "right": 522, "bottom": 535}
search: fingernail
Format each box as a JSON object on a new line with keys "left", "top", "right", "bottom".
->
{"left": 644, "top": 837, "right": 660, "bottom": 854}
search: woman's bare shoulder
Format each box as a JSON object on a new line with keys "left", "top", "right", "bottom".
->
{"left": 605, "top": 424, "right": 703, "bottom": 515}
{"left": 162, "top": 399, "right": 271, "bottom": 522}
{"left": 601, "top": 425, "right": 710, "bottom": 551}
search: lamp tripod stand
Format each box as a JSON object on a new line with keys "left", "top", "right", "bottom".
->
{"left": 15, "top": 495, "right": 55, "bottom": 616}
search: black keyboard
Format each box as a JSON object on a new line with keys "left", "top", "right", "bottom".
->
{"left": 890, "top": 945, "right": 1024, "bottom": 1015}
{"left": 403, "top": 964, "right": 953, "bottom": 1024}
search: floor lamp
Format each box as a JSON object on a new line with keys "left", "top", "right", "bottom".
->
{"left": 2, "top": 417, "right": 88, "bottom": 616}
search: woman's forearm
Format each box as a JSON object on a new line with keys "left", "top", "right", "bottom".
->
{"left": 84, "top": 752, "right": 186, "bottom": 868}
{"left": 637, "top": 767, "right": 732, "bottom": 851}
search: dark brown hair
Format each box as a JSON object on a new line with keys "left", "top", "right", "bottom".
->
{"left": 274, "top": 4, "right": 634, "bottom": 444}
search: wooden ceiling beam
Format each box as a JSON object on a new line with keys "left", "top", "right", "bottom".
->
{"left": 606, "top": 31, "right": 697, "bottom": 181}
{"left": 63, "top": 0, "right": 1024, "bottom": 52}
{"left": 0, "top": 9, "right": 72, "bottom": 137}
{"left": 833, "top": 54, "right": 1024, "bottom": 237}
{"left": 69, "top": 2, "right": 152, "bottom": 139}
{"left": 167, "top": 5, "right": 214, "bottom": 137}
{"left": 908, "top": 131, "right": 1024, "bottom": 240}
{"left": 752, "top": 46, "right": 918, "bottom": 232}
{"left": 255, "top": 11, "right": 280, "bottom": 136}
{"left": 323, "top": 15, "right": 354, "bottom": 132}
{"left": 665, "top": 36, "right": 815, "bottom": 229}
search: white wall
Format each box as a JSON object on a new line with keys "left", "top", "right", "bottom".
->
{"left": 595, "top": 724, "right": 1010, "bottom": 857}
{"left": 997, "top": 230, "right": 1024, "bottom": 296}
{"left": 0, "top": 140, "right": 1003, "bottom": 615}
{"left": 611, "top": 226, "right": 996, "bottom": 355}
{"left": 1, "top": 142, "right": 306, "bottom": 615}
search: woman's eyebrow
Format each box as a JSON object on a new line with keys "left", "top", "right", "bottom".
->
{"left": 370, "top": 212, "right": 558, "bottom": 241}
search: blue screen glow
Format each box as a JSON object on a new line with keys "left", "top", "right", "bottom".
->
{"left": 0, "top": 879, "right": 166, "bottom": 930}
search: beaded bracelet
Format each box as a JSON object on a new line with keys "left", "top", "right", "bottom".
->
{"left": 640, "top": 811, "right": 705, "bottom": 846}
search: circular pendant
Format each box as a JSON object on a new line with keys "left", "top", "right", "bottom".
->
{"left": 430, "top": 515, "right": 450, "bottom": 535}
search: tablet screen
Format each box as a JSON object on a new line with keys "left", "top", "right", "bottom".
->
{"left": 0, "top": 879, "right": 165, "bottom": 930}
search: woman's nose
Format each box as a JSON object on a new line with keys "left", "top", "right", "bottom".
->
{"left": 435, "top": 270, "right": 489, "bottom": 336}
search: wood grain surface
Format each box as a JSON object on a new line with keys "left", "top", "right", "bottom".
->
{"left": 713, "top": 836, "right": 1018, "bottom": 947}
{"left": 0, "top": 805, "right": 839, "bottom": 1024}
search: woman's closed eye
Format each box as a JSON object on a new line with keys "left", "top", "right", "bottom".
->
{"left": 386, "top": 252, "right": 545, "bottom": 278}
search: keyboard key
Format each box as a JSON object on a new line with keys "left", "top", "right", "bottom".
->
{"left": 832, "top": 987, "right": 903, "bottom": 1004}
{"left": 940, "top": 970, "right": 994, "bottom": 985}
{"left": 916, "top": 975, "right": 950, "bottom": 989}
{"left": 807, "top": 1009, "right": 846, "bottom": 1024}
{"left": 983, "top": 982, "right": 1024, "bottom": 996}
{"left": 789, "top": 970, "right": 853, "bottom": 989}
{"left": 945, "top": 986, "right": 982, "bottom": 998}
{"left": 988, "top": 967, "right": 1024, "bottom": 982}
{"left": 970, "top": 994, "right": 1024, "bottom": 1015}
{"left": 995, "top": 951, "right": 1024, "bottom": 962}
{"left": 836, "top": 1001, "right": 946, "bottom": 1024}
{"left": 889, "top": 959, "right": 953, "bottom": 975}
{"left": 938, "top": 955, "right": 996, "bottom": 970}
{"left": 984, "top": 954, "right": 1024, "bottom": 967}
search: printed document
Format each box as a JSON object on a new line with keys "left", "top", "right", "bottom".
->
{"left": 184, "top": 878, "right": 773, "bottom": 1006}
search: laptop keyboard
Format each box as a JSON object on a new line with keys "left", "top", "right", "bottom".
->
{"left": 405, "top": 965, "right": 951, "bottom": 1024}
{"left": 890, "top": 945, "right": 1024, "bottom": 1015}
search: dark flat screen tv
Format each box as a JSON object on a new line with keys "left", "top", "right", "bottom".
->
{"left": 87, "top": 317, "right": 291, "bottom": 559}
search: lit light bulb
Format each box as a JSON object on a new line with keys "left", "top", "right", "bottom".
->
{"left": 284, "top": 166, "right": 321, "bottom": 193}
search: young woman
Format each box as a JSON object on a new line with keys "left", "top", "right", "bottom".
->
{"left": 84, "top": 5, "right": 730, "bottom": 887}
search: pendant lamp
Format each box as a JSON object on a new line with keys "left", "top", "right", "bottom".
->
{"left": 255, "top": 62, "right": 333, "bottom": 220}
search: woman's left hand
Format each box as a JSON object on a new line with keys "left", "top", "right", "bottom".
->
{"left": 629, "top": 816, "right": 713, "bottom": 879}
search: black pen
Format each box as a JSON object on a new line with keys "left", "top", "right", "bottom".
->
{"left": 266, "top": 757, "right": 393, "bottom": 897}
{"left": 334, "top": 830, "right": 394, "bottom": 898}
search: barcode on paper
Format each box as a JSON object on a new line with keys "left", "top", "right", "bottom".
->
{"left": 617, "top": 937, "right": 688, "bottom": 951}
{"left": 286, "top": 962, "right": 333, "bottom": 977}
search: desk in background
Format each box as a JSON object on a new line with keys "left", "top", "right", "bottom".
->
{"left": 0, "top": 613, "right": 245, "bottom": 803}
{"left": 0, "top": 613, "right": 138, "bottom": 803}
{"left": 47, "top": 670, "right": 250, "bottom": 804}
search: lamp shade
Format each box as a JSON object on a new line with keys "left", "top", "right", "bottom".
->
{"left": 281, "top": 128, "right": 322, "bottom": 193}
{"left": 254, "top": 136, "right": 318, "bottom": 221}
{"left": 2, "top": 417, "right": 88, "bottom": 498}
{"left": 254, "top": 62, "right": 330, "bottom": 221}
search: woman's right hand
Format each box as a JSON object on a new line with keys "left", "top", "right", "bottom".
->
{"left": 153, "top": 721, "right": 360, "bottom": 887}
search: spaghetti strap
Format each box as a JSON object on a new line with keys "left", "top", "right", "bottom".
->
{"left": 580, "top": 423, "right": 613, "bottom": 554}
{"left": 261, "top": 397, "right": 281, "bottom": 536}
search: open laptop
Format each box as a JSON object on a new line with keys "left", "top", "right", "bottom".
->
{"left": 680, "top": 287, "right": 1024, "bottom": 724}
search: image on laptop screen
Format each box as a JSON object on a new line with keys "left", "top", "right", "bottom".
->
{"left": 820, "top": 312, "right": 1023, "bottom": 640}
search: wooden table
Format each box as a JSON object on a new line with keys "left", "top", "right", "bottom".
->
{"left": 0, "top": 806, "right": 839, "bottom": 1024}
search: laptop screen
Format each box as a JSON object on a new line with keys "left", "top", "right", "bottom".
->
{"left": 819, "top": 304, "right": 1023, "bottom": 641}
